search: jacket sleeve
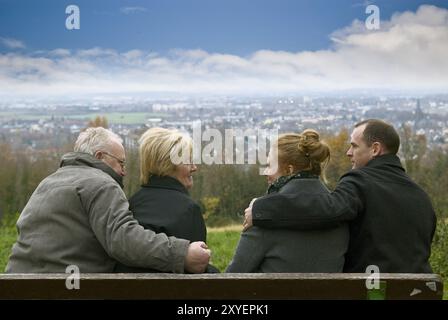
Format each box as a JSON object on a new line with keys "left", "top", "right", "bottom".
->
{"left": 187, "top": 202, "right": 207, "bottom": 242}
{"left": 84, "top": 182, "right": 190, "bottom": 273}
{"left": 225, "top": 227, "right": 266, "bottom": 273}
{"left": 252, "top": 172, "right": 365, "bottom": 230}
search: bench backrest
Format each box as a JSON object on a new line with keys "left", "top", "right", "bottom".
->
{"left": 0, "top": 273, "right": 443, "bottom": 299}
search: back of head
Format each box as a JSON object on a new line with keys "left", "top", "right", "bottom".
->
{"left": 74, "top": 127, "right": 123, "bottom": 155}
{"left": 277, "top": 129, "right": 330, "bottom": 178}
{"left": 355, "top": 119, "right": 400, "bottom": 155}
{"left": 138, "top": 127, "right": 192, "bottom": 185}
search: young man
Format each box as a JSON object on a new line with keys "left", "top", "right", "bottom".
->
{"left": 244, "top": 119, "right": 436, "bottom": 273}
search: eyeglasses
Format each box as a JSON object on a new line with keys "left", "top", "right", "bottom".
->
{"left": 100, "top": 151, "right": 126, "bottom": 169}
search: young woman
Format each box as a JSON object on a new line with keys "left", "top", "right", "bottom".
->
{"left": 226, "top": 129, "right": 349, "bottom": 273}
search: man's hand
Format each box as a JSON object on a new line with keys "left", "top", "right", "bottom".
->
{"left": 184, "top": 241, "right": 211, "bottom": 273}
{"left": 243, "top": 198, "right": 257, "bottom": 231}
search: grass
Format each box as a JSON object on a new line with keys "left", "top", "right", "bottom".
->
{"left": 0, "top": 213, "right": 18, "bottom": 272}
{"left": 207, "top": 225, "right": 242, "bottom": 272}
{"left": 0, "top": 215, "right": 242, "bottom": 273}
{"left": 445, "top": 282, "right": 448, "bottom": 300}
{"left": 0, "top": 216, "right": 447, "bottom": 299}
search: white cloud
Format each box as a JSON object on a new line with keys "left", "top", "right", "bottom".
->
{"left": 0, "top": 37, "right": 26, "bottom": 49}
{"left": 122, "top": 49, "right": 144, "bottom": 60}
{"left": 0, "top": 5, "right": 447, "bottom": 98}
{"left": 76, "top": 47, "right": 118, "bottom": 58}
{"left": 120, "top": 7, "right": 147, "bottom": 15}
{"left": 49, "top": 49, "right": 71, "bottom": 57}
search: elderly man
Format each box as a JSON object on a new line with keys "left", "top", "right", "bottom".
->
{"left": 6, "top": 127, "right": 210, "bottom": 273}
{"left": 244, "top": 119, "right": 436, "bottom": 273}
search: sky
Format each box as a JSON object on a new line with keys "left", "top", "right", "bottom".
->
{"left": 1, "top": 0, "right": 448, "bottom": 98}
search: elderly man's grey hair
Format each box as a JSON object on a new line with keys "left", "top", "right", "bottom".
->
{"left": 74, "top": 127, "right": 123, "bottom": 155}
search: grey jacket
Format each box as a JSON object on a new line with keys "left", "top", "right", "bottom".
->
{"left": 6, "top": 152, "right": 189, "bottom": 273}
{"left": 226, "top": 178, "right": 349, "bottom": 273}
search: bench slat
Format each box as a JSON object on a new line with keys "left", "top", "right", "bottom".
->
{"left": 0, "top": 273, "right": 443, "bottom": 300}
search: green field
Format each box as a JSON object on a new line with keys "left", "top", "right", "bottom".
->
{"left": 68, "top": 112, "right": 168, "bottom": 124}
{"left": 0, "top": 112, "right": 168, "bottom": 125}
{"left": 0, "top": 216, "right": 447, "bottom": 299}
{"left": 0, "top": 112, "right": 53, "bottom": 121}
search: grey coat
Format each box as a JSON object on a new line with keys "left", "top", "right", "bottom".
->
{"left": 226, "top": 178, "right": 349, "bottom": 273}
{"left": 6, "top": 152, "right": 189, "bottom": 273}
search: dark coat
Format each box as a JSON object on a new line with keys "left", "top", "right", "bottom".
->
{"left": 226, "top": 177, "right": 349, "bottom": 273}
{"left": 252, "top": 154, "right": 437, "bottom": 273}
{"left": 115, "top": 175, "right": 209, "bottom": 273}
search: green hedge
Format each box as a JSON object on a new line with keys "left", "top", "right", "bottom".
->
{"left": 429, "top": 220, "right": 448, "bottom": 299}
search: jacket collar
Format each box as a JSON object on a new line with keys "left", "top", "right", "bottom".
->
{"left": 143, "top": 175, "right": 188, "bottom": 194}
{"left": 365, "top": 154, "right": 405, "bottom": 172}
{"left": 267, "top": 171, "right": 319, "bottom": 194}
{"left": 60, "top": 152, "right": 124, "bottom": 188}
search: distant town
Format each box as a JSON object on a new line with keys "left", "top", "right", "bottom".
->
{"left": 1, "top": 95, "right": 448, "bottom": 153}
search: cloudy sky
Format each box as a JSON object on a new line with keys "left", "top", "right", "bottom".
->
{"left": 0, "top": 0, "right": 447, "bottom": 98}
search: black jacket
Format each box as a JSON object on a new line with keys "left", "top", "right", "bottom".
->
{"left": 252, "top": 154, "right": 436, "bottom": 273}
{"left": 115, "top": 175, "right": 208, "bottom": 273}
{"left": 227, "top": 177, "right": 349, "bottom": 273}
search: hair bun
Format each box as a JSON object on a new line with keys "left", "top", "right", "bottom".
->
{"left": 297, "top": 129, "right": 320, "bottom": 153}
{"left": 301, "top": 129, "right": 320, "bottom": 142}
{"left": 276, "top": 129, "right": 330, "bottom": 179}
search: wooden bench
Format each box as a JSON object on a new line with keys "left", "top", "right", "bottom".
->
{"left": 0, "top": 273, "right": 443, "bottom": 300}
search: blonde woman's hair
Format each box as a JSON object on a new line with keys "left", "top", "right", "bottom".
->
{"left": 275, "top": 129, "right": 330, "bottom": 181}
{"left": 139, "top": 127, "right": 193, "bottom": 185}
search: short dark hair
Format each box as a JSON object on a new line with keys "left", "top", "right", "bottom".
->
{"left": 355, "top": 119, "right": 400, "bottom": 155}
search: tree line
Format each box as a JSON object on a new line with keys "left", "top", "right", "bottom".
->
{"left": 0, "top": 118, "right": 447, "bottom": 226}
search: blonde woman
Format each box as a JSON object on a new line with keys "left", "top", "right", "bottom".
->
{"left": 226, "top": 129, "right": 349, "bottom": 273}
{"left": 115, "top": 127, "right": 218, "bottom": 273}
